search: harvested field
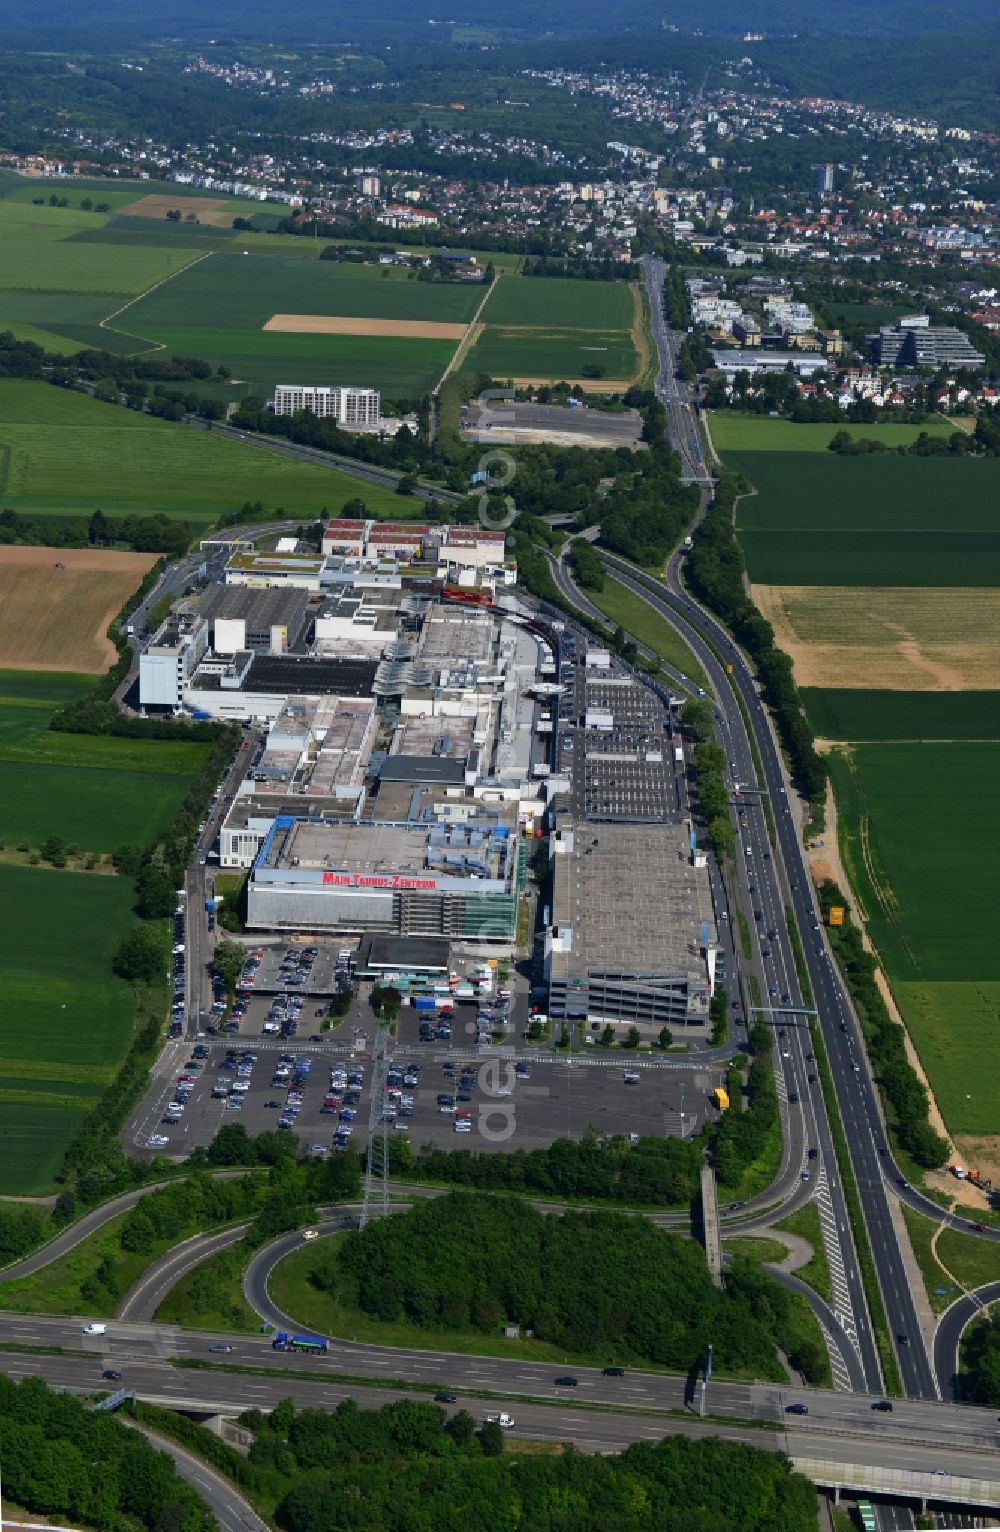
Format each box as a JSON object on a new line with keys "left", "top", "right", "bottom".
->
{"left": 263, "top": 313, "right": 468, "bottom": 340}
{"left": 118, "top": 194, "right": 240, "bottom": 228}
{"left": 0, "top": 546, "right": 155, "bottom": 673}
{"left": 752, "top": 585, "right": 1000, "bottom": 691}
{"left": 506, "top": 375, "right": 636, "bottom": 393}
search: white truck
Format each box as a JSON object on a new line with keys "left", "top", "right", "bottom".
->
{"left": 484, "top": 1412, "right": 515, "bottom": 1429}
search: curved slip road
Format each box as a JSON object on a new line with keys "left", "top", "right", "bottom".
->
{"left": 121, "top": 1417, "right": 268, "bottom": 1532}
{"left": 0, "top": 1171, "right": 251, "bottom": 1285}
{"left": 117, "top": 1225, "right": 252, "bottom": 1323}
{"left": 934, "top": 1283, "right": 1000, "bottom": 1403}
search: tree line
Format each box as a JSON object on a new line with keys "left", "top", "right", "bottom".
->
{"left": 0, "top": 505, "right": 194, "bottom": 556}
{"left": 387, "top": 1131, "right": 704, "bottom": 1207}
{"left": 684, "top": 472, "right": 827, "bottom": 802}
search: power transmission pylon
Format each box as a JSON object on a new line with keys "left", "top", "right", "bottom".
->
{"left": 360, "top": 1024, "right": 391, "bottom": 1230}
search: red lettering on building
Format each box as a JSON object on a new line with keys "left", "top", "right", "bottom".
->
{"left": 321, "top": 872, "right": 436, "bottom": 891}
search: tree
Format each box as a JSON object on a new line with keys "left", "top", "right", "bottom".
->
{"left": 600, "top": 1023, "right": 616, "bottom": 1046}
{"left": 446, "top": 1408, "right": 476, "bottom": 1444}
{"left": 624, "top": 1025, "right": 642, "bottom": 1049}
{"left": 136, "top": 862, "right": 178, "bottom": 919}
{"left": 371, "top": 984, "right": 402, "bottom": 1021}
{"left": 658, "top": 1026, "right": 673, "bottom": 1049}
{"left": 213, "top": 939, "right": 246, "bottom": 995}
{"left": 680, "top": 698, "right": 714, "bottom": 741}
{"left": 40, "top": 834, "right": 67, "bottom": 867}
{"left": 478, "top": 1420, "right": 505, "bottom": 1456}
{"left": 113, "top": 923, "right": 167, "bottom": 984}
{"left": 88, "top": 508, "right": 111, "bottom": 546}
{"left": 206, "top": 1124, "right": 253, "bottom": 1165}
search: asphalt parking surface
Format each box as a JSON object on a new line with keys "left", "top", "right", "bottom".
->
{"left": 137, "top": 1033, "right": 718, "bottom": 1159}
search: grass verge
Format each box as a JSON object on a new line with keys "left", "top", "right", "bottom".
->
{"left": 901, "top": 1204, "right": 1000, "bottom": 1315}
{"left": 811, "top": 1021, "right": 901, "bottom": 1395}
{"left": 737, "top": 909, "right": 752, "bottom": 961}
{"left": 784, "top": 907, "right": 814, "bottom": 1008}
{"left": 588, "top": 577, "right": 708, "bottom": 686}
{"left": 774, "top": 1203, "right": 832, "bottom": 1303}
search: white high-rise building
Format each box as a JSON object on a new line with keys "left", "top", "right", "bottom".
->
{"left": 272, "top": 385, "right": 381, "bottom": 426}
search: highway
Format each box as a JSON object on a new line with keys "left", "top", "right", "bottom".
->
{"left": 632, "top": 256, "right": 941, "bottom": 1394}
{"left": 596, "top": 262, "right": 962, "bottom": 1413}
{"left": 2, "top": 1311, "right": 999, "bottom": 1486}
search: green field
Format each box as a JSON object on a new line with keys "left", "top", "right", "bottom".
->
{"left": 830, "top": 738, "right": 1000, "bottom": 1135}
{"left": 466, "top": 326, "right": 638, "bottom": 381}
{"left": 736, "top": 454, "right": 1000, "bottom": 533}
{"left": 0, "top": 670, "right": 93, "bottom": 749}
{"left": 711, "top": 414, "right": 952, "bottom": 453}
{"left": 117, "top": 324, "right": 456, "bottom": 399}
{"left": 94, "top": 251, "right": 477, "bottom": 396}
{"left": 828, "top": 743, "right": 1000, "bottom": 984}
{"left": 0, "top": 381, "right": 417, "bottom": 523}
{"left": 0, "top": 761, "right": 198, "bottom": 853}
{"left": 742, "top": 528, "right": 1000, "bottom": 588}
{"left": 0, "top": 866, "right": 139, "bottom": 1194}
{"left": 894, "top": 982, "right": 1000, "bottom": 1137}
{"left": 120, "top": 253, "right": 484, "bottom": 329}
{"left": 0, "top": 177, "right": 170, "bottom": 211}
{"left": 801, "top": 690, "right": 1000, "bottom": 741}
{"left": 0, "top": 241, "right": 202, "bottom": 296}
{"left": 481, "top": 274, "right": 632, "bottom": 328}
{"left": 733, "top": 454, "right": 1000, "bottom": 586}
{"left": 0, "top": 200, "right": 111, "bottom": 241}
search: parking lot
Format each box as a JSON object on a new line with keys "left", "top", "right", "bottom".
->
{"left": 138, "top": 1035, "right": 719, "bottom": 1159}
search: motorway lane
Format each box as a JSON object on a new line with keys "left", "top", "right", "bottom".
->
{"left": 600, "top": 558, "right": 879, "bottom": 1392}
{"left": 641, "top": 255, "right": 712, "bottom": 488}
{"left": 635, "top": 259, "right": 949, "bottom": 1401}
{"left": 2, "top": 1316, "right": 998, "bottom": 1466}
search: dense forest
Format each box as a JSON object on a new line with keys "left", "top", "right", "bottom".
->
{"left": 0, "top": 1375, "right": 214, "bottom": 1532}
{"left": 310, "top": 1190, "right": 828, "bottom": 1382}
{"left": 190, "top": 1392, "right": 822, "bottom": 1532}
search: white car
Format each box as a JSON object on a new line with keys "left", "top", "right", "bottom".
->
{"left": 83, "top": 1322, "right": 107, "bottom": 1335}
{"left": 148, "top": 1134, "right": 170, "bottom": 1147}
{"left": 302, "top": 1229, "right": 319, "bottom": 1241}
